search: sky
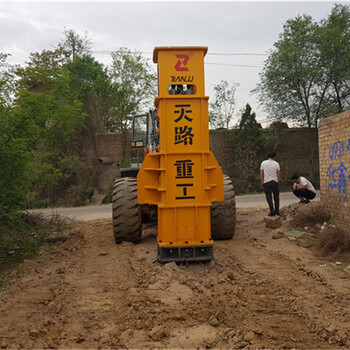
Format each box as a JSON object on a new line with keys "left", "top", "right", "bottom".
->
{"left": 0, "top": 1, "right": 344, "bottom": 126}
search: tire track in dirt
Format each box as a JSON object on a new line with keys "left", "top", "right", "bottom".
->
{"left": 232, "top": 209, "right": 350, "bottom": 347}
{"left": 0, "top": 210, "right": 349, "bottom": 349}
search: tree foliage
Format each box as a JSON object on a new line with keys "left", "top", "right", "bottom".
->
{"left": 0, "top": 53, "right": 15, "bottom": 106}
{"left": 0, "top": 29, "right": 157, "bottom": 212}
{"left": 66, "top": 54, "right": 112, "bottom": 152}
{"left": 209, "top": 80, "right": 238, "bottom": 129}
{"left": 0, "top": 54, "right": 31, "bottom": 220}
{"left": 108, "top": 47, "right": 156, "bottom": 133}
{"left": 14, "top": 49, "right": 85, "bottom": 204}
{"left": 239, "top": 103, "right": 258, "bottom": 130}
{"left": 58, "top": 28, "right": 92, "bottom": 61}
{"left": 318, "top": 4, "right": 350, "bottom": 113}
{"left": 234, "top": 104, "right": 263, "bottom": 192}
{"left": 257, "top": 4, "right": 350, "bottom": 128}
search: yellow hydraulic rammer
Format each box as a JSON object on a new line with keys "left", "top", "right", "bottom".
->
{"left": 137, "top": 46, "right": 224, "bottom": 263}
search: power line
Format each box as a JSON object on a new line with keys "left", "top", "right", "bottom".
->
{"left": 206, "top": 62, "right": 262, "bottom": 68}
{"left": 91, "top": 50, "right": 267, "bottom": 57}
{"left": 90, "top": 50, "right": 264, "bottom": 68}
{"left": 208, "top": 52, "right": 267, "bottom": 56}
{"left": 0, "top": 60, "right": 262, "bottom": 70}
{"left": 1, "top": 50, "right": 265, "bottom": 70}
{"left": 257, "top": 118, "right": 272, "bottom": 123}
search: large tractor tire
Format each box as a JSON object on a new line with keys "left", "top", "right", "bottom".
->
{"left": 112, "top": 177, "right": 141, "bottom": 244}
{"left": 211, "top": 175, "right": 236, "bottom": 240}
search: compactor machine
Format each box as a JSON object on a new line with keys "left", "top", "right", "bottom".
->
{"left": 112, "top": 46, "right": 236, "bottom": 264}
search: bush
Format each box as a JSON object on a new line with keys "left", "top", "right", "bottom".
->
{"left": 102, "top": 184, "right": 113, "bottom": 204}
{"left": 66, "top": 185, "right": 94, "bottom": 206}
{"left": 0, "top": 212, "right": 72, "bottom": 286}
{"left": 0, "top": 108, "right": 31, "bottom": 222}
{"left": 26, "top": 155, "right": 94, "bottom": 207}
{"left": 318, "top": 225, "right": 350, "bottom": 257}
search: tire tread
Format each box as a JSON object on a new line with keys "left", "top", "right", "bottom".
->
{"left": 112, "top": 177, "right": 142, "bottom": 243}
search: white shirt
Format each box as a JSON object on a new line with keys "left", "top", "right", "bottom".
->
{"left": 260, "top": 159, "right": 280, "bottom": 183}
{"left": 294, "top": 176, "right": 316, "bottom": 193}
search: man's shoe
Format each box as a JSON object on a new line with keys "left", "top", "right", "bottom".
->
{"left": 276, "top": 212, "right": 280, "bottom": 216}
{"left": 304, "top": 199, "right": 310, "bottom": 204}
{"left": 298, "top": 200, "right": 306, "bottom": 204}
{"left": 268, "top": 212, "right": 276, "bottom": 216}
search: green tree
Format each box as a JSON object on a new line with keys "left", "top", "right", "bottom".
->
{"left": 66, "top": 54, "right": 112, "bottom": 147}
{"left": 0, "top": 54, "right": 31, "bottom": 220}
{"left": 17, "top": 49, "right": 66, "bottom": 93}
{"left": 234, "top": 104, "right": 263, "bottom": 193}
{"left": 59, "top": 28, "right": 92, "bottom": 62}
{"left": 318, "top": 4, "right": 350, "bottom": 113}
{"left": 209, "top": 80, "right": 238, "bottom": 129}
{"left": 0, "top": 53, "right": 15, "bottom": 106}
{"left": 256, "top": 15, "right": 329, "bottom": 128}
{"left": 65, "top": 54, "right": 113, "bottom": 187}
{"left": 14, "top": 49, "right": 85, "bottom": 204}
{"left": 239, "top": 103, "right": 258, "bottom": 129}
{"left": 257, "top": 5, "right": 350, "bottom": 128}
{"left": 108, "top": 47, "right": 156, "bottom": 133}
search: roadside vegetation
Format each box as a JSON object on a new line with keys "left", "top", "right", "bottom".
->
{"left": 1, "top": 29, "right": 156, "bottom": 211}
{"left": 0, "top": 29, "right": 156, "bottom": 270}
{"left": 0, "top": 212, "right": 72, "bottom": 288}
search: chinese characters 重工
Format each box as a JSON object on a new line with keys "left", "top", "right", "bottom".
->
{"left": 174, "top": 159, "right": 195, "bottom": 200}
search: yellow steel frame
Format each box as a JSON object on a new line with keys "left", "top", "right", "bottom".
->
{"left": 138, "top": 47, "right": 223, "bottom": 258}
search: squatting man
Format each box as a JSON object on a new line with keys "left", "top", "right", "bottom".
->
{"left": 291, "top": 174, "right": 316, "bottom": 204}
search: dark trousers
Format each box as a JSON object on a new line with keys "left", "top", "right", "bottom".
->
{"left": 263, "top": 181, "right": 280, "bottom": 214}
{"left": 293, "top": 189, "right": 316, "bottom": 200}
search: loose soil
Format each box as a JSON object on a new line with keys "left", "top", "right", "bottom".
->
{"left": 0, "top": 207, "right": 349, "bottom": 349}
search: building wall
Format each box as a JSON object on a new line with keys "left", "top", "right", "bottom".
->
{"left": 98, "top": 132, "right": 130, "bottom": 161}
{"left": 97, "top": 128, "right": 319, "bottom": 193}
{"left": 318, "top": 111, "right": 350, "bottom": 226}
{"left": 210, "top": 128, "right": 319, "bottom": 192}
{"left": 96, "top": 133, "right": 130, "bottom": 191}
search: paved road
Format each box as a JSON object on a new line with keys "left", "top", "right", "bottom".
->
{"left": 33, "top": 191, "right": 320, "bottom": 221}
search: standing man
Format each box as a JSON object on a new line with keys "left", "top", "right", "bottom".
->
{"left": 260, "top": 152, "right": 280, "bottom": 216}
{"left": 291, "top": 174, "right": 316, "bottom": 203}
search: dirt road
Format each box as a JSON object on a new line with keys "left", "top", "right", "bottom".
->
{"left": 1, "top": 208, "right": 349, "bottom": 349}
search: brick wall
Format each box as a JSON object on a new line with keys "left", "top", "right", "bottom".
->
{"left": 96, "top": 129, "right": 319, "bottom": 193}
{"left": 210, "top": 128, "right": 319, "bottom": 192}
{"left": 96, "top": 133, "right": 130, "bottom": 191}
{"left": 318, "top": 110, "right": 350, "bottom": 226}
{"left": 98, "top": 128, "right": 319, "bottom": 191}
{"left": 98, "top": 132, "right": 130, "bottom": 161}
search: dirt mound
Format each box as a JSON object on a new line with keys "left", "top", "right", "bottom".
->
{"left": 280, "top": 201, "right": 330, "bottom": 228}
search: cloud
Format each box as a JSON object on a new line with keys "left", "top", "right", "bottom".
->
{"left": 0, "top": 1, "right": 338, "bottom": 124}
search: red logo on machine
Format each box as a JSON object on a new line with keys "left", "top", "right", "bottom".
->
{"left": 175, "top": 54, "right": 189, "bottom": 71}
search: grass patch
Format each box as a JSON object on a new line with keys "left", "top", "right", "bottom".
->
{"left": 0, "top": 211, "right": 71, "bottom": 286}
